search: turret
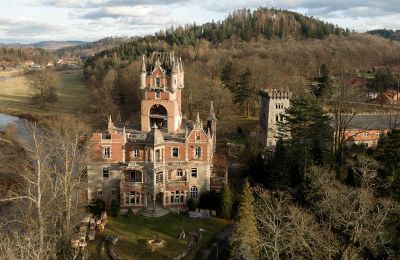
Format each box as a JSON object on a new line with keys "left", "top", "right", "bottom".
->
{"left": 171, "top": 58, "right": 178, "bottom": 93}
{"left": 179, "top": 56, "right": 184, "bottom": 88}
{"left": 140, "top": 55, "right": 146, "bottom": 89}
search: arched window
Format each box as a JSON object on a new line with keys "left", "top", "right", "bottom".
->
{"left": 190, "top": 186, "right": 198, "bottom": 198}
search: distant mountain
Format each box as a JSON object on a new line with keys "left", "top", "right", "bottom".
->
{"left": 56, "top": 37, "right": 135, "bottom": 57}
{"left": 0, "top": 41, "right": 89, "bottom": 49}
{"left": 367, "top": 29, "right": 400, "bottom": 41}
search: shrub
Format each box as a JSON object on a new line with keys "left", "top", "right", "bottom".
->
{"left": 90, "top": 199, "right": 105, "bottom": 217}
{"left": 110, "top": 199, "right": 119, "bottom": 217}
{"left": 127, "top": 208, "right": 134, "bottom": 218}
{"left": 187, "top": 198, "right": 197, "bottom": 211}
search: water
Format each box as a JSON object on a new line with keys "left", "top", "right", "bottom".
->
{"left": 0, "top": 113, "right": 30, "bottom": 142}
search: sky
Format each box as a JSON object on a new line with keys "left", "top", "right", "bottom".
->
{"left": 0, "top": 0, "right": 399, "bottom": 43}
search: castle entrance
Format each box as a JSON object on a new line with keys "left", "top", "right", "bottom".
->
{"left": 150, "top": 104, "right": 167, "bottom": 131}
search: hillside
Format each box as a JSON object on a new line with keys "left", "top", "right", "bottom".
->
{"left": 0, "top": 41, "right": 87, "bottom": 49}
{"left": 81, "top": 7, "right": 400, "bottom": 130}
{"left": 56, "top": 37, "right": 135, "bottom": 58}
{"left": 367, "top": 29, "right": 400, "bottom": 41}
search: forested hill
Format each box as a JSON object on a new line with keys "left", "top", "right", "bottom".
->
{"left": 0, "top": 47, "right": 54, "bottom": 66}
{"left": 82, "top": 7, "right": 400, "bottom": 128}
{"left": 367, "top": 29, "right": 400, "bottom": 41}
{"left": 56, "top": 37, "right": 135, "bottom": 58}
{"left": 155, "top": 8, "right": 348, "bottom": 45}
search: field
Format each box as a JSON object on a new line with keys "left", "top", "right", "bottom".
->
{"left": 0, "top": 69, "right": 88, "bottom": 115}
{"left": 87, "top": 214, "right": 229, "bottom": 260}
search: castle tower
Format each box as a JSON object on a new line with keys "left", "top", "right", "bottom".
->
{"left": 258, "top": 89, "right": 292, "bottom": 147}
{"left": 207, "top": 101, "right": 217, "bottom": 153}
{"left": 140, "top": 52, "right": 184, "bottom": 134}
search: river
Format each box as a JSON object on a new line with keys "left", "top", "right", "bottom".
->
{"left": 0, "top": 113, "right": 30, "bottom": 142}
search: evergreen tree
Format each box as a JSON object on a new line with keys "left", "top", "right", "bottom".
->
{"left": 219, "top": 183, "right": 233, "bottom": 219}
{"left": 220, "top": 61, "right": 235, "bottom": 91}
{"left": 234, "top": 68, "right": 252, "bottom": 117}
{"left": 314, "top": 63, "right": 332, "bottom": 97}
{"left": 278, "top": 94, "right": 330, "bottom": 179}
{"left": 229, "top": 180, "right": 260, "bottom": 260}
{"left": 376, "top": 129, "right": 400, "bottom": 201}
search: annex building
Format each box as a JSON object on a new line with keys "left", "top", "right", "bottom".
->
{"left": 87, "top": 52, "right": 227, "bottom": 215}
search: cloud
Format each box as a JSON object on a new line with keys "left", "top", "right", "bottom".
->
{"left": 38, "top": 0, "right": 187, "bottom": 8}
{"left": 0, "top": 17, "right": 60, "bottom": 37}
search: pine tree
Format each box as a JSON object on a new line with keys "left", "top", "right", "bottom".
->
{"left": 219, "top": 183, "right": 233, "bottom": 219}
{"left": 234, "top": 68, "right": 252, "bottom": 117}
{"left": 229, "top": 180, "right": 260, "bottom": 260}
{"left": 376, "top": 129, "right": 400, "bottom": 201}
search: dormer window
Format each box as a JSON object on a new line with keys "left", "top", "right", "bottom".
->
{"left": 102, "top": 132, "right": 111, "bottom": 140}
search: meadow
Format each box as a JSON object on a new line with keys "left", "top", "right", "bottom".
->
{"left": 0, "top": 69, "right": 88, "bottom": 115}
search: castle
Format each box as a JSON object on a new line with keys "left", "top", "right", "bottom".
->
{"left": 258, "top": 89, "right": 292, "bottom": 147}
{"left": 87, "top": 52, "right": 227, "bottom": 214}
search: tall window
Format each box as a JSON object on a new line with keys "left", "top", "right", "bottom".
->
{"left": 172, "top": 147, "right": 179, "bottom": 157}
{"left": 125, "top": 192, "right": 140, "bottom": 205}
{"left": 191, "top": 168, "right": 197, "bottom": 178}
{"left": 170, "top": 191, "right": 184, "bottom": 203}
{"left": 102, "top": 168, "right": 109, "bottom": 179}
{"left": 155, "top": 149, "right": 161, "bottom": 162}
{"left": 177, "top": 169, "right": 183, "bottom": 177}
{"left": 103, "top": 147, "right": 111, "bottom": 159}
{"left": 97, "top": 189, "right": 103, "bottom": 197}
{"left": 156, "top": 77, "right": 161, "bottom": 88}
{"left": 156, "top": 172, "right": 163, "bottom": 183}
{"left": 133, "top": 148, "right": 140, "bottom": 158}
{"left": 195, "top": 147, "right": 201, "bottom": 159}
{"left": 190, "top": 186, "right": 198, "bottom": 198}
{"left": 111, "top": 189, "right": 117, "bottom": 196}
{"left": 155, "top": 91, "right": 160, "bottom": 99}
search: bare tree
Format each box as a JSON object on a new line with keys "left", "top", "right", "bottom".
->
{"left": 0, "top": 116, "right": 90, "bottom": 259}
{"left": 311, "top": 166, "right": 399, "bottom": 259}
{"left": 329, "top": 78, "right": 363, "bottom": 174}
{"left": 253, "top": 189, "right": 338, "bottom": 260}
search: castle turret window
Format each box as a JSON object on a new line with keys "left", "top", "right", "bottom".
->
{"left": 191, "top": 168, "right": 197, "bottom": 178}
{"left": 195, "top": 147, "right": 201, "bottom": 159}
{"left": 172, "top": 147, "right": 179, "bottom": 157}
{"left": 156, "top": 172, "right": 163, "bottom": 183}
{"left": 133, "top": 148, "right": 140, "bottom": 158}
{"left": 177, "top": 169, "right": 183, "bottom": 177}
{"left": 156, "top": 77, "right": 161, "bottom": 88}
{"left": 190, "top": 186, "right": 198, "bottom": 198}
{"left": 102, "top": 168, "right": 109, "bottom": 179}
{"left": 103, "top": 147, "right": 111, "bottom": 159}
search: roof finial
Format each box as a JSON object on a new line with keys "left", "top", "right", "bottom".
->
{"left": 208, "top": 101, "right": 216, "bottom": 120}
{"left": 122, "top": 126, "right": 127, "bottom": 143}
{"left": 141, "top": 54, "right": 146, "bottom": 73}
{"left": 108, "top": 114, "right": 114, "bottom": 131}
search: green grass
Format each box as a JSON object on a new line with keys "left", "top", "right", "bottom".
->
{"left": 0, "top": 69, "right": 88, "bottom": 115}
{"left": 87, "top": 214, "right": 229, "bottom": 260}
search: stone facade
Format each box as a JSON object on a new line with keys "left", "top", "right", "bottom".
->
{"left": 258, "top": 89, "right": 292, "bottom": 147}
{"left": 87, "top": 52, "right": 227, "bottom": 212}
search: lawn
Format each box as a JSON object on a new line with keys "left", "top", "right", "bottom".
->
{"left": 87, "top": 214, "right": 229, "bottom": 260}
{"left": 0, "top": 69, "right": 88, "bottom": 115}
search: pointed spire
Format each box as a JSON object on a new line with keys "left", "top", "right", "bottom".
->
{"left": 207, "top": 127, "right": 212, "bottom": 139}
{"left": 122, "top": 126, "right": 127, "bottom": 143}
{"left": 141, "top": 55, "right": 146, "bottom": 73}
{"left": 171, "top": 56, "right": 178, "bottom": 74}
{"left": 208, "top": 101, "right": 216, "bottom": 120}
{"left": 179, "top": 56, "right": 184, "bottom": 72}
{"left": 193, "top": 112, "right": 203, "bottom": 129}
{"left": 108, "top": 114, "right": 114, "bottom": 131}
